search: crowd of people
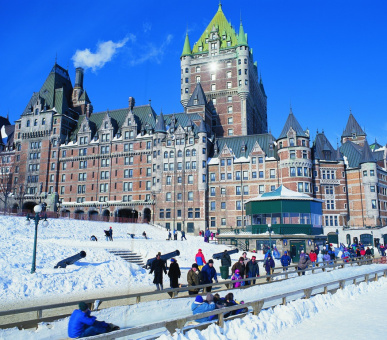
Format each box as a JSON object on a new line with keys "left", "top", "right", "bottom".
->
{"left": 191, "top": 292, "right": 248, "bottom": 323}
{"left": 167, "top": 230, "right": 187, "bottom": 241}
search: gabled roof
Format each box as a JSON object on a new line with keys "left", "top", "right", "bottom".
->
{"left": 23, "top": 64, "right": 73, "bottom": 116}
{"left": 359, "top": 140, "right": 376, "bottom": 164}
{"left": 164, "top": 112, "right": 203, "bottom": 135}
{"left": 192, "top": 4, "right": 239, "bottom": 53}
{"left": 278, "top": 110, "right": 307, "bottom": 139}
{"left": 210, "top": 133, "right": 276, "bottom": 159}
{"left": 70, "top": 105, "right": 156, "bottom": 141}
{"left": 313, "top": 132, "right": 341, "bottom": 161}
{"left": 186, "top": 83, "right": 207, "bottom": 107}
{"left": 340, "top": 140, "right": 363, "bottom": 168}
{"left": 342, "top": 112, "right": 366, "bottom": 138}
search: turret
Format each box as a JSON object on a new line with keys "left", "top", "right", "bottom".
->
{"left": 180, "top": 33, "right": 192, "bottom": 107}
{"left": 74, "top": 67, "right": 84, "bottom": 89}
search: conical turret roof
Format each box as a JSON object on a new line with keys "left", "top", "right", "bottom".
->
{"left": 181, "top": 32, "right": 192, "bottom": 57}
{"left": 155, "top": 112, "right": 166, "bottom": 133}
{"left": 342, "top": 112, "right": 366, "bottom": 138}
{"left": 198, "top": 119, "right": 207, "bottom": 134}
{"left": 278, "top": 109, "right": 308, "bottom": 139}
{"left": 237, "top": 20, "right": 248, "bottom": 46}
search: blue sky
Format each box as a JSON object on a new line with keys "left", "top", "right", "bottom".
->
{"left": 1, "top": 0, "right": 386, "bottom": 146}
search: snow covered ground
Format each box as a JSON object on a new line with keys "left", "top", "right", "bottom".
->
{"left": 1, "top": 215, "right": 386, "bottom": 339}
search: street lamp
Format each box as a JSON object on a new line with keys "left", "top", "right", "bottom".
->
{"left": 268, "top": 223, "right": 272, "bottom": 253}
{"left": 26, "top": 204, "right": 49, "bottom": 274}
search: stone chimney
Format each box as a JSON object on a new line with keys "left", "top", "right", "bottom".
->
{"left": 75, "top": 67, "right": 84, "bottom": 89}
{"left": 129, "top": 97, "right": 135, "bottom": 110}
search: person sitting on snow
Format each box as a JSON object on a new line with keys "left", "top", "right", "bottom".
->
{"left": 68, "top": 302, "right": 119, "bottom": 338}
{"left": 191, "top": 295, "right": 216, "bottom": 323}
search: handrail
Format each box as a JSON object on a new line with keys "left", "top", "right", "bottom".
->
{"left": 0, "top": 256, "right": 375, "bottom": 329}
{"left": 84, "top": 267, "right": 387, "bottom": 339}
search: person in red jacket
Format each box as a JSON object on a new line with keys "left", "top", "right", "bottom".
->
{"left": 195, "top": 249, "right": 206, "bottom": 270}
{"left": 360, "top": 248, "right": 366, "bottom": 256}
{"left": 309, "top": 250, "right": 317, "bottom": 267}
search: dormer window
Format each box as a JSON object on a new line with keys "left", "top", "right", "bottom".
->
{"left": 194, "top": 99, "right": 198, "bottom": 105}
{"left": 198, "top": 46, "right": 203, "bottom": 52}
{"left": 128, "top": 118, "right": 131, "bottom": 125}
{"left": 222, "top": 35, "right": 226, "bottom": 40}
{"left": 35, "top": 108, "right": 39, "bottom": 115}
{"left": 83, "top": 125, "right": 86, "bottom": 132}
{"left": 352, "top": 133, "right": 356, "bottom": 139}
{"left": 104, "top": 122, "right": 108, "bottom": 129}
{"left": 205, "top": 38, "right": 208, "bottom": 44}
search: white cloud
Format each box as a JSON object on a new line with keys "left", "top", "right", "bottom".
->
{"left": 130, "top": 34, "right": 173, "bottom": 66}
{"left": 72, "top": 35, "right": 135, "bottom": 71}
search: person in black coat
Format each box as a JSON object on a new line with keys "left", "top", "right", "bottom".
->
{"left": 221, "top": 250, "right": 232, "bottom": 268}
{"left": 150, "top": 254, "right": 167, "bottom": 290}
{"left": 264, "top": 254, "right": 275, "bottom": 282}
{"left": 168, "top": 258, "right": 181, "bottom": 289}
{"left": 108, "top": 227, "right": 113, "bottom": 241}
{"left": 245, "top": 256, "right": 259, "bottom": 285}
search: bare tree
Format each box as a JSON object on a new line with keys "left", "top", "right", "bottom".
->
{"left": 0, "top": 167, "right": 13, "bottom": 213}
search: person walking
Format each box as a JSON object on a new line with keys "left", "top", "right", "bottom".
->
{"left": 280, "top": 251, "right": 291, "bottom": 271}
{"left": 68, "top": 302, "right": 119, "bottom": 338}
{"left": 297, "top": 251, "right": 311, "bottom": 276}
{"left": 309, "top": 250, "right": 317, "bottom": 267}
{"left": 195, "top": 249, "right": 206, "bottom": 270}
{"left": 187, "top": 263, "right": 203, "bottom": 295}
{"left": 264, "top": 254, "right": 275, "bottom": 281}
{"left": 201, "top": 259, "right": 218, "bottom": 292}
{"left": 231, "top": 257, "right": 246, "bottom": 278}
{"left": 149, "top": 253, "right": 167, "bottom": 290}
{"left": 245, "top": 256, "right": 259, "bottom": 285}
{"left": 167, "top": 258, "right": 181, "bottom": 297}
{"left": 108, "top": 226, "right": 113, "bottom": 241}
{"left": 173, "top": 229, "right": 177, "bottom": 240}
{"left": 220, "top": 250, "right": 232, "bottom": 268}
{"left": 204, "top": 228, "right": 211, "bottom": 243}
{"left": 181, "top": 230, "right": 187, "bottom": 241}
{"left": 167, "top": 231, "right": 172, "bottom": 240}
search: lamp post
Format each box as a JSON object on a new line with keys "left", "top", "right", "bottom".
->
{"left": 26, "top": 204, "right": 49, "bottom": 274}
{"left": 268, "top": 223, "right": 272, "bottom": 253}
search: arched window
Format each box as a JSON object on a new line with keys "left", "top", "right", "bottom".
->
{"left": 26, "top": 120, "right": 30, "bottom": 127}
{"left": 34, "top": 119, "right": 38, "bottom": 126}
{"left": 346, "top": 234, "right": 351, "bottom": 245}
{"left": 186, "top": 149, "right": 191, "bottom": 157}
{"left": 177, "top": 150, "right": 182, "bottom": 157}
{"left": 164, "top": 151, "right": 168, "bottom": 159}
{"left": 42, "top": 118, "right": 46, "bottom": 125}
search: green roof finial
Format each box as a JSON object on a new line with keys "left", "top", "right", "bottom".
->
{"left": 181, "top": 31, "right": 192, "bottom": 57}
{"left": 218, "top": 0, "right": 222, "bottom": 11}
{"left": 238, "top": 17, "right": 248, "bottom": 46}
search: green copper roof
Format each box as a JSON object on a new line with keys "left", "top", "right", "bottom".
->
{"left": 181, "top": 33, "right": 192, "bottom": 56}
{"left": 192, "top": 4, "right": 239, "bottom": 53}
{"left": 237, "top": 20, "right": 248, "bottom": 46}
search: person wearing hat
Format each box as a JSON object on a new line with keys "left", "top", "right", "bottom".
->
{"left": 68, "top": 302, "right": 118, "bottom": 338}
{"left": 195, "top": 249, "right": 206, "bottom": 271}
{"left": 231, "top": 269, "right": 243, "bottom": 288}
{"left": 187, "top": 263, "right": 204, "bottom": 295}
{"left": 191, "top": 295, "right": 216, "bottom": 322}
{"left": 231, "top": 257, "right": 246, "bottom": 278}
{"left": 280, "top": 251, "right": 292, "bottom": 271}
{"left": 150, "top": 253, "right": 167, "bottom": 290}
{"left": 201, "top": 259, "right": 218, "bottom": 292}
{"left": 246, "top": 256, "right": 259, "bottom": 285}
{"left": 167, "top": 258, "right": 181, "bottom": 297}
{"left": 264, "top": 254, "right": 275, "bottom": 281}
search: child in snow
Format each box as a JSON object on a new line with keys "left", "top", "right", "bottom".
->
{"left": 231, "top": 269, "right": 243, "bottom": 288}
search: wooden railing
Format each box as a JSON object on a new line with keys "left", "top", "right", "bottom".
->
{"left": 0, "top": 256, "right": 376, "bottom": 330}
{"left": 85, "top": 266, "right": 387, "bottom": 339}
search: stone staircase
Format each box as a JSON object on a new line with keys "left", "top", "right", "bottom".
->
{"left": 108, "top": 250, "right": 145, "bottom": 267}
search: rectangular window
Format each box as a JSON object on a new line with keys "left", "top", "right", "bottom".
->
{"left": 236, "top": 186, "right": 241, "bottom": 195}
{"left": 298, "top": 182, "right": 303, "bottom": 192}
{"left": 290, "top": 151, "right": 296, "bottom": 159}
{"left": 371, "top": 199, "right": 377, "bottom": 209}
{"left": 210, "top": 187, "right": 216, "bottom": 196}
{"left": 259, "top": 171, "right": 264, "bottom": 178}
{"left": 221, "top": 202, "right": 226, "bottom": 209}
{"left": 270, "top": 169, "right": 275, "bottom": 178}
{"left": 290, "top": 167, "right": 296, "bottom": 177}
{"left": 188, "top": 191, "right": 193, "bottom": 201}
{"left": 370, "top": 170, "right": 375, "bottom": 176}
{"left": 210, "top": 201, "right": 216, "bottom": 211}
{"left": 195, "top": 208, "right": 200, "bottom": 218}
{"left": 259, "top": 185, "right": 264, "bottom": 194}
{"left": 370, "top": 186, "right": 376, "bottom": 192}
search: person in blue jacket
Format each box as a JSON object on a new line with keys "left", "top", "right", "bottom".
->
{"left": 201, "top": 259, "right": 218, "bottom": 292}
{"left": 68, "top": 302, "right": 116, "bottom": 338}
{"left": 191, "top": 295, "right": 216, "bottom": 322}
{"left": 280, "top": 251, "right": 291, "bottom": 271}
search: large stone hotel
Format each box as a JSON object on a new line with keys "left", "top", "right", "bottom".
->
{"left": 1, "top": 4, "right": 387, "bottom": 243}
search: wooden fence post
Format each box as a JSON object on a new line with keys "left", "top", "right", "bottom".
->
{"left": 323, "top": 286, "right": 328, "bottom": 294}
{"left": 303, "top": 288, "right": 312, "bottom": 299}
{"left": 136, "top": 296, "right": 141, "bottom": 304}
{"left": 252, "top": 300, "right": 264, "bottom": 316}
{"left": 218, "top": 313, "right": 224, "bottom": 328}
{"left": 365, "top": 274, "right": 369, "bottom": 283}
{"left": 339, "top": 280, "right": 345, "bottom": 289}
{"left": 282, "top": 297, "right": 286, "bottom": 305}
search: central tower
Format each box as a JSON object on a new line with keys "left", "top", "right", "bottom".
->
{"left": 180, "top": 3, "right": 267, "bottom": 137}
